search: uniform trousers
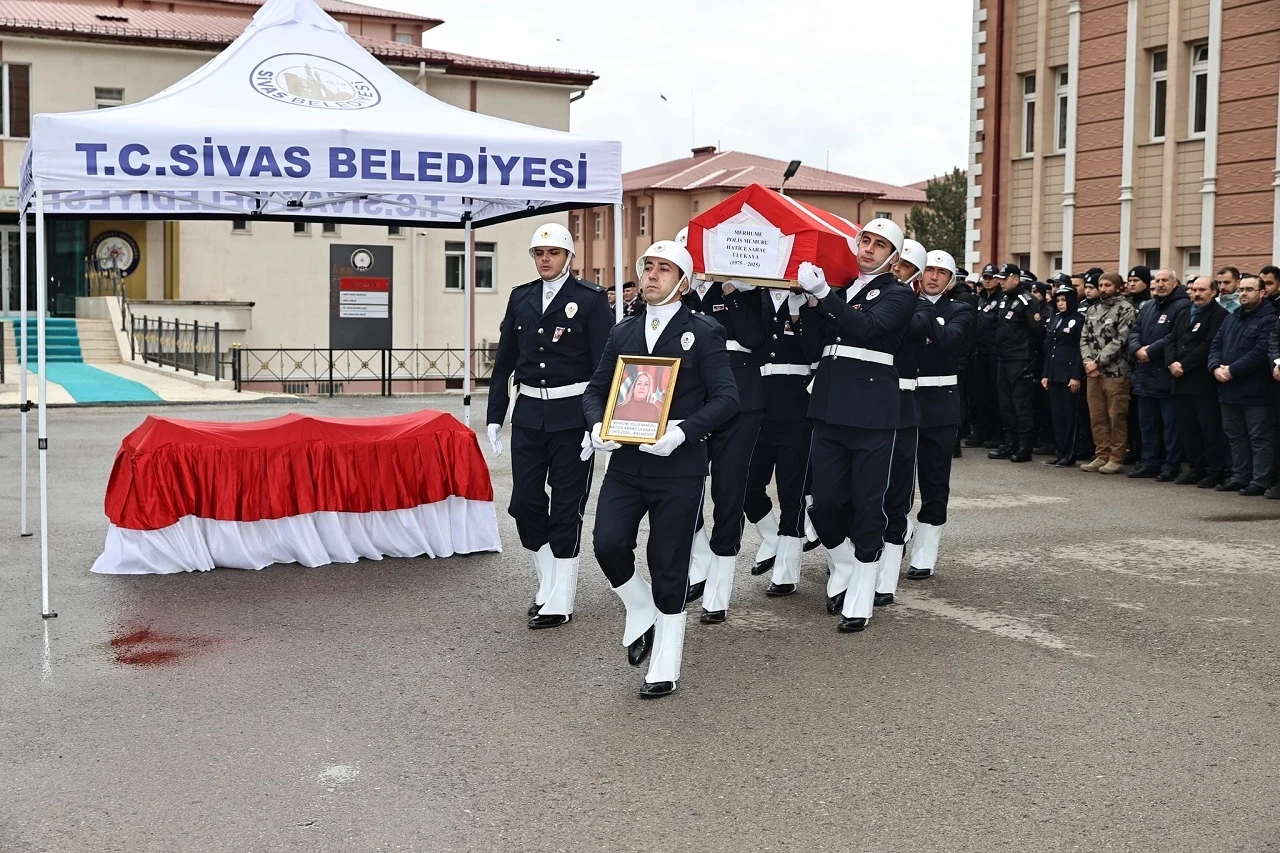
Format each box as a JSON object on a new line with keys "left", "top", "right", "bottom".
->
{"left": 694, "top": 409, "right": 764, "bottom": 556}
{"left": 969, "top": 354, "right": 1001, "bottom": 440}
{"left": 883, "top": 425, "right": 919, "bottom": 546}
{"left": 916, "top": 424, "right": 958, "bottom": 526}
{"left": 996, "top": 358, "right": 1036, "bottom": 450}
{"left": 808, "top": 422, "right": 895, "bottom": 564}
{"left": 1175, "top": 394, "right": 1225, "bottom": 476}
{"left": 1046, "top": 382, "right": 1081, "bottom": 462}
{"left": 593, "top": 469, "right": 704, "bottom": 614}
{"left": 509, "top": 425, "right": 593, "bottom": 558}
{"left": 743, "top": 419, "right": 813, "bottom": 538}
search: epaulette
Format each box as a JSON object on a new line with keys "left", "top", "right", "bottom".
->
{"left": 690, "top": 313, "right": 721, "bottom": 331}
{"left": 512, "top": 279, "right": 538, "bottom": 290}
{"left": 575, "top": 278, "right": 606, "bottom": 293}
{"left": 1018, "top": 293, "right": 1031, "bottom": 305}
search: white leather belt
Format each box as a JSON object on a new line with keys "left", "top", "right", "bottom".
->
{"left": 821, "top": 344, "right": 894, "bottom": 366}
{"left": 519, "top": 381, "right": 587, "bottom": 400}
{"left": 917, "top": 374, "right": 959, "bottom": 387}
{"left": 760, "top": 364, "right": 812, "bottom": 377}
{"left": 726, "top": 340, "right": 753, "bottom": 354}
{"left": 898, "top": 379, "right": 918, "bottom": 391}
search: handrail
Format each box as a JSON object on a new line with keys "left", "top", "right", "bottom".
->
{"left": 232, "top": 347, "right": 497, "bottom": 395}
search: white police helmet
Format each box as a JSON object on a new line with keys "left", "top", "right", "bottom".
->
{"left": 925, "top": 249, "right": 958, "bottom": 283}
{"left": 898, "top": 239, "right": 928, "bottom": 284}
{"left": 635, "top": 240, "right": 694, "bottom": 284}
{"left": 675, "top": 226, "right": 689, "bottom": 247}
{"left": 859, "top": 217, "right": 905, "bottom": 255}
{"left": 528, "top": 222, "right": 575, "bottom": 257}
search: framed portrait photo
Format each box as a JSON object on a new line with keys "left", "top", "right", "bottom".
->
{"left": 601, "top": 356, "right": 681, "bottom": 444}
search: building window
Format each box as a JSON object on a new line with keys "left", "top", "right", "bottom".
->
{"left": 693, "top": 200, "right": 700, "bottom": 212}
{"left": 1151, "top": 49, "right": 1168, "bottom": 141}
{"left": 1184, "top": 248, "right": 1202, "bottom": 277}
{"left": 1016, "top": 254, "right": 1031, "bottom": 272}
{"left": 231, "top": 218, "right": 249, "bottom": 233}
{"left": 293, "top": 221, "right": 310, "bottom": 235}
{"left": 394, "top": 33, "right": 414, "bottom": 45}
{"left": 1051, "top": 253, "right": 1063, "bottom": 273}
{"left": 1190, "top": 43, "right": 1209, "bottom": 137}
{"left": 322, "top": 222, "right": 339, "bottom": 236}
{"left": 444, "top": 241, "right": 495, "bottom": 290}
{"left": 388, "top": 224, "right": 403, "bottom": 237}
{"left": 0, "top": 63, "right": 31, "bottom": 138}
{"left": 593, "top": 212, "right": 603, "bottom": 239}
{"left": 875, "top": 211, "right": 892, "bottom": 222}
{"left": 1021, "top": 73, "right": 1036, "bottom": 156}
{"left": 1054, "top": 70, "right": 1069, "bottom": 153}
{"left": 1143, "top": 249, "right": 1161, "bottom": 269}
{"left": 639, "top": 207, "right": 647, "bottom": 236}
{"left": 95, "top": 87, "right": 124, "bottom": 109}
{"left": 571, "top": 214, "right": 581, "bottom": 241}
{"left": 592, "top": 267, "right": 602, "bottom": 283}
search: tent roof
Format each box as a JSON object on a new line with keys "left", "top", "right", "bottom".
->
{"left": 20, "top": 0, "right": 620, "bottom": 226}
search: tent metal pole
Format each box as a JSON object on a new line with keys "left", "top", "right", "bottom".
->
{"left": 19, "top": 206, "right": 30, "bottom": 537}
{"left": 612, "top": 203, "right": 624, "bottom": 322}
{"left": 35, "top": 188, "right": 54, "bottom": 619}
{"left": 462, "top": 213, "right": 473, "bottom": 426}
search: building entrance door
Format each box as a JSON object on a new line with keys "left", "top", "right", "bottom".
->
{"left": 0, "top": 224, "right": 35, "bottom": 316}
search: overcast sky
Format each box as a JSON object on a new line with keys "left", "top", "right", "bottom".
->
{"left": 371, "top": 0, "right": 972, "bottom": 188}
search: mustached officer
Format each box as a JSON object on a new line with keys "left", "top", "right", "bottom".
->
{"left": 743, "top": 287, "right": 821, "bottom": 596}
{"left": 486, "top": 222, "right": 614, "bottom": 629}
{"left": 873, "top": 238, "right": 932, "bottom": 608}
{"left": 905, "top": 250, "right": 975, "bottom": 581}
{"left": 584, "top": 240, "right": 739, "bottom": 698}
{"left": 674, "top": 227, "right": 768, "bottom": 624}
{"left": 796, "top": 219, "right": 917, "bottom": 634}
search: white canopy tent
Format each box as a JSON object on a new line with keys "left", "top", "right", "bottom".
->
{"left": 17, "top": 0, "right": 624, "bottom": 617}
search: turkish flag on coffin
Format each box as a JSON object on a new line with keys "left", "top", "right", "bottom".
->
{"left": 688, "top": 183, "right": 862, "bottom": 286}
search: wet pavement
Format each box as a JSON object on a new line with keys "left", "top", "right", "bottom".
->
{"left": 1, "top": 396, "right": 1278, "bottom": 852}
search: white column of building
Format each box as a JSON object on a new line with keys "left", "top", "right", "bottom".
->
{"left": 1118, "top": 0, "right": 1139, "bottom": 271}
{"left": 1199, "top": 0, "right": 1223, "bottom": 272}
{"left": 1062, "top": 0, "right": 1082, "bottom": 272}
{"left": 965, "top": 0, "right": 987, "bottom": 271}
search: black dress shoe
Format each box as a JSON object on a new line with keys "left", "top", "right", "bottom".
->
{"left": 1010, "top": 450, "right": 1032, "bottom": 463}
{"left": 1175, "top": 470, "right": 1203, "bottom": 485}
{"left": 1044, "top": 457, "right": 1064, "bottom": 466}
{"left": 988, "top": 447, "right": 1012, "bottom": 460}
{"left": 826, "top": 592, "right": 845, "bottom": 614}
{"left": 1215, "top": 480, "right": 1247, "bottom": 492}
{"left": 700, "top": 609, "right": 726, "bottom": 624}
{"left": 766, "top": 582, "right": 797, "bottom": 597}
{"left": 528, "top": 601, "right": 541, "bottom": 618}
{"left": 803, "top": 538, "right": 821, "bottom": 552}
{"left": 1239, "top": 484, "right": 1266, "bottom": 497}
{"left": 1127, "top": 466, "right": 1160, "bottom": 479}
{"left": 751, "top": 557, "right": 775, "bottom": 576}
{"left": 1198, "top": 474, "right": 1225, "bottom": 489}
{"left": 528, "top": 613, "right": 571, "bottom": 629}
{"left": 837, "top": 616, "right": 868, "bottom": 633}
{"left": 873, "top": 592, "right": 894, "bottom": 607}
{"left": 639, "top": 680, "right": 677, "bottom": 699}
{"left": 627, "top": 624, "right": 655, "bottom": 667}
{"left": 906, "top": 566, "right": 933, "bottom": 579}
{"left": 1055, "top": 458, "right": 1077, "bottom": 468}
{"left": 687, "top": 581, "right": 705, "bottom": 602}
{"left": 1155, "top": 469, "right": 1179, "bottom": 482}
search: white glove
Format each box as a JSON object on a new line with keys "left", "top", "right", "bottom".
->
{"left": 724, "top": 279, "right": 754, "bottom": 293}
{"left": 578, "top": 430, "right": 594, "bottom": 462}
{"left": 639, "top": 426, "right": 686, "bottom": 457}
{"left": 590, "top": 422, "right": 621, "bottom": 454}
{"left": 797, "top": 262, "right": 831, "bottom": 299}
{"left": 787, "top": 292, "right": 809, "bottom": 316}
{"left": 486, "top": 423, "right": 503, "bottom": 456}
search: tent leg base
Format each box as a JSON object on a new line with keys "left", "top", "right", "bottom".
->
{"left": 20, "top": 532, "right": 33, "bottom": 538}
{"left": 41, "top": 611, "right": 57, "bottom": 619}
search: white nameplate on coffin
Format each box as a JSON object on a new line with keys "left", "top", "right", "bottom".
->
{"left": 713, "top": 222, "right": 782, "bottom": 277}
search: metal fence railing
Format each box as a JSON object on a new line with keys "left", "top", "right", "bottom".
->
{"left": 232, "top": 348, "right": 496, "bottom": 396}
{"left": 131, "top": 316, "right": 222, "bottom": 380}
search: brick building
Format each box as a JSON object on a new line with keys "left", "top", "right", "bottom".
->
{"left": 570, "top": 147, "right": 928, "bottom": 286}
{"left": 966, "top": 0, "right": 1280, "bottom": 278}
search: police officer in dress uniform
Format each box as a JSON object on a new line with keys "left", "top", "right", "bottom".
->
{"left": 988, "top": 263, "right": 1045, "bottom": 463}
{"left": 905, "top": 250, "right": 975, "bottom": 581}
{"left": 743, "top": 286, "right": 821, "bottom": 597}
{"left": 584, "top": 240, "right": 739, "bottom": 699}
{"left": 965, "top": 264, "right": 1003, "bottom": 448}
{"left": 486, "top": 223, "right": 614, "bottom": 629}
{"left": 872, "top": 239, "right": 932, "bottom": 607}
{"left": 672, "top": 228, "right": 768, "bottom": 624}
{"left": 1040, "top": 283, "right": 1085, "bottom": 467}
{"left": 795, "top": 219, "right": 917, "bottom": 634}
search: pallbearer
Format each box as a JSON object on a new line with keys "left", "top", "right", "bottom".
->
{"left": 906, "top": 250, "right": 975, "bottom": 580}
{"left": 486, "top": 222, "right": 614, "bottom": 628}
{"left": 584, "top": 240, "right": 739, "bottom": 698}
{"left": 795, "top": 219, "right": 916, "bottom": 634}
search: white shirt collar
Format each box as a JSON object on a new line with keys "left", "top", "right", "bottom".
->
{"left": 770, "top": 290, "right": 788, "bottom": 310}
{"left": 695, "top": 281, "right": 712, "bottom": 299}
{"left": 644, "top": 301, "right": 682, "bottom": 352}
{"left": 541, "top": 268, "right": 571, "bottom": 295}
{"left": 924, "top": 292, "right": 943, "bottom": 304}
{"left": 847, "top": 273, "right": 876, "bottom": 300}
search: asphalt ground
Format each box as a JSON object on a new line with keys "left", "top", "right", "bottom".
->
{"left": 1, "top": 395, "right": 1277, "bottom": 852}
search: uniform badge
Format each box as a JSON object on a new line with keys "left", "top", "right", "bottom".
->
{"left": 565, "top": 301, "right": 578, "bottom": 318}
{"left": 553, "top": 327, "right": 567, "bottom": 342}
{"left": 1033, "top": 313, "right": 1041, "bottom": 322}
{"left": 1068, "top": 319, "right": 1076, "bottom": 329}
{"left": 1192, "top": 321, "right": 1201, "bottom": 332}
{"left": 936, "top": 316, "right": 946, "bottom": 326}
{"left": 681, "top": 332, "right": 695, "bottom": 351}
{"left": 1005, "top": 311, "right": 1014, "bottom": 319}
{"left": 783, "top": 321, "right": 795, "bottom": 335}
{"left": 1157, "top": 313, "right": 1167, "bottom": 324}
{"left": 866, "top": 289, "right": 880, "bottom": 300}
{"left": 712, "top": 303, "right": 726, "bottom": 311}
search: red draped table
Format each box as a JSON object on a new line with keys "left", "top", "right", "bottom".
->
{"left": 92, "top": 410, "right": 502, "bottom": 575}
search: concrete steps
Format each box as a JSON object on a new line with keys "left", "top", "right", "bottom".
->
{"left": 74, "top": 318, "right": 122, "bottom": 363}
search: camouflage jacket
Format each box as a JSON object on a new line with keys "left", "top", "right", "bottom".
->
{"left": 1080, "top": 294, "right": 1136, "bottom": 377}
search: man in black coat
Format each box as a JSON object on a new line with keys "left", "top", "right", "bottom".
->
{"left": 1167, "top": 275, "right": 1229, "bottom": 487}
{"left": 965, "top": 264, "right": 1003, "bottom": 448}
{"left": 584, "top": 240, "right": 738, "bottom": 699}
{"left": 1127, "top": 269, "right": 1190, "bottom": 480}
{"left": 989, "top": 263, "right": 1045, "bottom": 462}
{"left": 487, "top": 222, "right": 614, "bottom": 629}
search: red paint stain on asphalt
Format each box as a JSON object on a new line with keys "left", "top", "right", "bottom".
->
{"left": 109, "top": 626, "right": 214, "bottom": 668}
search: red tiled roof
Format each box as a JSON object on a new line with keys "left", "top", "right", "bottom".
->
{"left": 624, "top": 149, "right": 927, "bottom": 203}
{"left": 198, "top": 0, "right": 440, "bottom": 24}
{"left": 0, "top": 0, "right": 597, "bottom": 86}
